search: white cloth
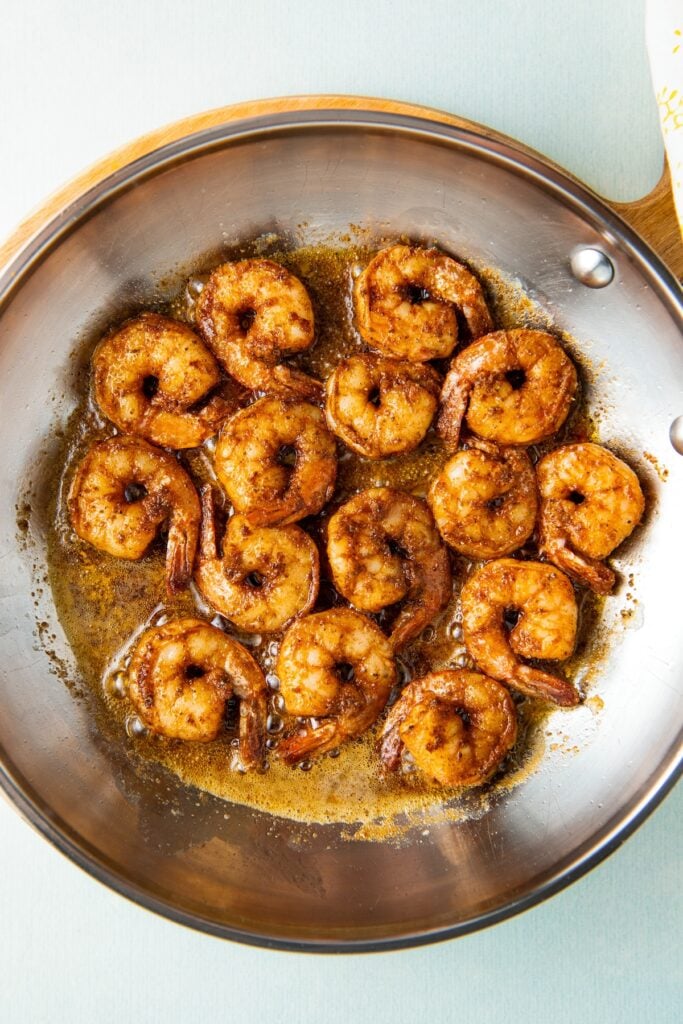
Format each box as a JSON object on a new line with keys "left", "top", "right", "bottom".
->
{"left": 647, "top": 0, "right": 683, "bottom": 234}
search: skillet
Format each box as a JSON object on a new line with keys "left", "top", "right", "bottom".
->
{"left": 0, "top": 97, "right": 681, "bottom": 951}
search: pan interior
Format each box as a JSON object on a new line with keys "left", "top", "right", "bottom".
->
{"left": 0, "top": 114, "right": 681, "bottom": 950}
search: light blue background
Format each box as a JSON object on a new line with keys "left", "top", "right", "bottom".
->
{"left": 0, "top": 2, "right": 679, "bottom": 1022}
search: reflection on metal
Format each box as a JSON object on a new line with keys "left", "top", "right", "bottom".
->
{"left": 670, "top": 415, "right": 683, "bottom": 454}
{"left": 570, "top": 246, "right": 615, "bottom": 287}
{"left": 0, "top": 110, "right": 681, "bottom": 952}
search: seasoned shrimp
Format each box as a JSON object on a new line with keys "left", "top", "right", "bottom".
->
{"left": 325, "top": 353, "right": 441, "bottom": 458}
{"left": 438, "top": 329, "right": 578, "bottom": 449}
{"left": 196, "top": 258, "right": 321, "bottom": 398}
{"left": 128, "top": 618, "right": 267, "bottom": 767}
{"left": 327, "top": 487, "right": 452, "bottom": 649}
{"left": 354, "top": 245, "right": 493, "bottom": 360}
{"left": 214, "top": 396, "right": 337, "bottom": 526}
{"left": 93, "top": 313, "right": 231, "bottom": 449}
{"left": 428, "top": 439, "right": 538, "bottom": 559}
{"left": 68, "top": 435, "right": 200, "bottom": 593}
{"left": 380, "top": 670, "right": 517, "bottom": 787}
{"left": 461, "top": 558, "right": 579, "bottom": 706}
{"left": 537, "top": 443, "right": 645, "bottom": 594}
{"left": 275, "top": 608, "right": 397, "bottom": 763}
{"left": 194, "top": 485, "right": 319, "bottom": 632}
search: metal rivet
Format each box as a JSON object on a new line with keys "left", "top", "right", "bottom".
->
{"left": 670, "top": 416, "right": 683, "bottom": 455}
{"left": 570, "top": 247, "right": 614, "bottom": 288}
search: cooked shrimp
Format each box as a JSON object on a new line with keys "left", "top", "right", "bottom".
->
{"left": 461, "top": 558, "right": 579, "bottom": 706}
{"left": 128, "top": 618, "right": 267, "bottom": 767}
{"left": 194, "top": 485, "right": 319, "bottom": 632}
{"left": 325, "top": 353, "right": 441, "bottom": 458}
{"left": 438, "top": 329, "right": 578, "bottom": 449}
{"left": 93, "top": 313, "right": 231, "bottom": 449}
{"left": 354, "top": 245, "right": 493, "bottom": 360}
{"left": 327, "top": 487, "right": 452, "bottom": 649}
{"left": 380, "top": 670, "right": 517, "bottom": 787}
{"left": 214, "top": 396, "right": 337, "bottom": 526}
{"left": 196, "top": 258, "right": 321, "bottom": 399}
{"left": 428, "top": 439, "right": 538, "bottom": 559}
{"left": 537, "top": 443, "right": 645, "bottom": 594}
{"left": 68, "top": 435, "right": 200, "bottom": 593}
{"left": 275, "top": 608, "right": 397, "bottom": 763}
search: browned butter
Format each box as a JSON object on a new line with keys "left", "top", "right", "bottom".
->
{"left": 44, "top": 238, "right": 603, "bottom": 828}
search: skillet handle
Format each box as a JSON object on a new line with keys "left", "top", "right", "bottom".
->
{"left": 1, "top": 95, "right": 681, "bottom": 279}
{"left": 610, "top": 165, "right": 683, "bottom": 279}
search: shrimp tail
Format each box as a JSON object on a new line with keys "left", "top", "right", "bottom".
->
{"left": 238, "top": 689, "right": 267, "bottom": 771}
{"left": 247, "top": 480, "right": 333, "bottom": 528}
{"left": 390, "top": 605, "right": 420, "bottom": 651}
{"left": 390, "top": 547, "right": 452, "bottom": 650}
{"left": 225, "top": 646, "right": 268, "bottom": 769}
{"left": 198, "top": 484, "right": 220, "bottom": 561}
{"left": 438, "top": 260, "right": 493, "bottom": 339}
{"left": 246, "top": 498, "right": 303, "bottom": 528}
{"left": 513, "top": 666, "right": 580, "bottom": 707}
{"left": 277, "top": 720, "right": 339, "bottom": 764}
{"left": 165, "top": 519, "right": 198, "bottom": 594}
{"left": 270, "top": 364, "right": 324, "bottom": 402}
{"left": 436, "top": 368, "right": 469, "bottom": 451}
{"left": 461, "top": 296, "right": 494, "bottom": 340}
{"left": 379, "top": 721, "right": 403, "bottom": 771}
{"left": 541, "top": 537, "right": 615, "bottom": 595}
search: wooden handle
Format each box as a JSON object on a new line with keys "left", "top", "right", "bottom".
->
{"left": 611, "top": 166, "right": 682, "bottom": 277}
{"left": 1, "top": 94, "right": 681, "bottom": 277}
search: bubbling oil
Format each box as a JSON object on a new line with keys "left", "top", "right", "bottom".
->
{"left": 44, "top": 237, "right": 602, "bottom": 828}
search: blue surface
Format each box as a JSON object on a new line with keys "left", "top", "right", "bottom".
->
{"left": 1, "top": 788, "right": 680, "bottom": 1022}
{"left": 0, "top": 2, "right": 679, "bottom": 1022}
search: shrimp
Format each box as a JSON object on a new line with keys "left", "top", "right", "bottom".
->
{"left": 438, "top": 329, "right": 578, "bottom": 449}
{"left": 461, "top": 558, "right": 579, "bottom": 706}
{"left": 428, "top": 439, "right": 538, "bottom": 559}
{"left": 354, "top": 245, "right": 493, "bottom": 360}
{"left": 93, "top": 312, "right": 231, "bottom": 449}
{"left": 275, "top": 608, "right": 397, "bottom": 763}
{"left": 127, "top": 618, "right": 267, "bottom": 767}
{"left": 196, "top": 258, "right": 321, "bottom": 399}
{"left": 326, "top": 487, "right": 452, "bottom": 650}
{"left": 214, "top": 396, "right": 337, "bottom": 526}
{"left": 325, "top": 353, "right": 441, "bottom": 458}
{"left": 194, "top": 485, "right": 319, "bottom": 632}
{"left": 537, "top": 443, "right": 645, "bottom": 594}
{"left": 68, "top": 435, "right": 200, "bottom": 594}
{"left": 380, "top": 670, "right": 517, "bottom": 787}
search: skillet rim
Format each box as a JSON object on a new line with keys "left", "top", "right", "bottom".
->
{"left": 0, "top": 108, "right": 681, "bottom": 952}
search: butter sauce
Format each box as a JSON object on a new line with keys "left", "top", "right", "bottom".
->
{"left": 45, "top": 237, "right": 601, "bottom": 826}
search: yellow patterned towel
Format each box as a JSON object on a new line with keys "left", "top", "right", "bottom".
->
{"left": 647, "top": 0, "right": 683, "bottom": 236}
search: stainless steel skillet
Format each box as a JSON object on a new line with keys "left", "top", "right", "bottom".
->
{"left": 0, "top": 98, "right": 681, "bottom": 952}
